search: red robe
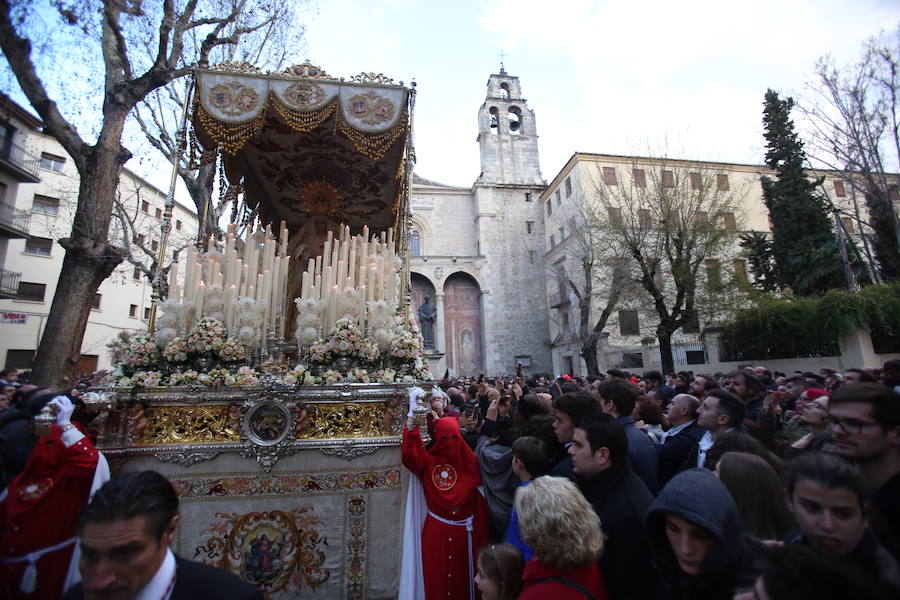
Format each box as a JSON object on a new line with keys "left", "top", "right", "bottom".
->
{"left": 402, "top": 418, "right": 490, "bottom": 600}
{"left": 0, "top": 425, "right": 99, "bottom": 599}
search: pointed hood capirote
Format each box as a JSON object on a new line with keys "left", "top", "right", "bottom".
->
{"left": 644, "top": 468, "right": 747, "bottom": 599}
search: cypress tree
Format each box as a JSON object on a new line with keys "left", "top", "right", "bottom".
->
{"left": 761, "top": 89, "right": 845, "bottom": 295}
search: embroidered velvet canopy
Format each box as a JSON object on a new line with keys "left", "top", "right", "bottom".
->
{"left": 191, "top": 63, "right": 413, "bottom": 236}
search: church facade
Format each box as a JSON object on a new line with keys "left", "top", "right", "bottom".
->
{"left": 409, "top": 70, "right": 553, "bottom": 377}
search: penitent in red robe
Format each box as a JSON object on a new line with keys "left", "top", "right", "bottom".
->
{"left": 402, "top": 417, "right": 490, "bottom": 600}
{"left": 0, "top": 424, "right": 99, "bottom": 600}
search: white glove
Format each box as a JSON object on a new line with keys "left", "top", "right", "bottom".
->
{"left": 49, "top": 395, "right": 75, "bottom": 426}
{"left": 407, "top": 387, "right": 425, "bottom": 419}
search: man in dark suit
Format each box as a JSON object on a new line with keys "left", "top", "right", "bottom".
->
{"left": 64, "top": 471, "right": 262, "bottom": 600}
{"left": 656, "top": 393, "right": 704, "bottom": 486}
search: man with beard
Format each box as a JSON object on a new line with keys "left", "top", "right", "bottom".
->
{"left": 829, "top": 383, "right": 900, "bottom": 553}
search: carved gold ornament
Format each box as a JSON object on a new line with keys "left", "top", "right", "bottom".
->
{"left": 137, "top": 405, "right": 240, "bottom": 445}
{"left": 280, "top": 62, "right": 334, "bottom": 79}
{"left": 296, "top": 402, "right": 391, "bottom": 439}
{"left": 350, "top": 72, "right": 396, "bottom": 85}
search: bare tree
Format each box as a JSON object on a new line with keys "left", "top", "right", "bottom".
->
{"left": 545, "top": 193, "right": 636, "bottom": 376}
{"left": 799, "top": 30, "right": 900, "bottom": 281}
{"left": 130, "top": 7, "right": 306, "bottom": 237}
{"left": 590, "top": 159, "right": 748, "bottom": 374}
{"left": 0, "top": 0, "right": 289, "bottom": 388}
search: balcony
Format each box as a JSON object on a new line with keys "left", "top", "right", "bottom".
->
{"left": 0, "top": 201, "right": 30, "bottom": 238}
{"left": 0, "top": 142, "right": 41, "bottom": 183}
{"left": 0, "top": 269, "right": 21, "bottom": 298}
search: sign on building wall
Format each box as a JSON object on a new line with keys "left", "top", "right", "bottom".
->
{"left": 1, "top": 312, "right": 28, "bottom": 324}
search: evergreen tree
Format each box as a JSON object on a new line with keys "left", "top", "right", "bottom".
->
{"left": 761, "top": 89, "right": 845, "bottom": 295}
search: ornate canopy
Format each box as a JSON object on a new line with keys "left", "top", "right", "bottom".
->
{"left": 191, "top": 63, "right": 413, "bottom": 236}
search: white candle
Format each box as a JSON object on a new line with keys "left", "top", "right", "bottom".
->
{"left": 225, "top": 284, "right": 236, "bottom": 334}
{"left": 168, "top": 262, "right": 179, "bottom": 297}
{"left": 194, "top": 282, "right": 205, "bottom": 317}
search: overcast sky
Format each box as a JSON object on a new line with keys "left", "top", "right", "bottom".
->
{"left": 304, "top": 0, "right": 899, "bottom": 187}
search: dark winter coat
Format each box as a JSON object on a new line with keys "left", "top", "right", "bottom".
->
{"left": 645, "top": 468, "right": 768, "bottom": 600}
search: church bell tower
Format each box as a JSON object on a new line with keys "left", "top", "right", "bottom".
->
{"left": 476, "top": 68, "right": 543, "bottom": 185}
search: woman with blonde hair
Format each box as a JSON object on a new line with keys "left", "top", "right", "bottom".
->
{"left": 515, "top": 476, "right": 609, "bottom": 599}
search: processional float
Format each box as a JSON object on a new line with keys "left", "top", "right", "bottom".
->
{"left": 80, "top": 62, "right": 436, "bottom": 599}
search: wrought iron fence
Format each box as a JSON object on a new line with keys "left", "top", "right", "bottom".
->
{"left": 2, "top": 142, "right": 40, "bottom": 178}
{"left": 0, "top": 268, "right": 21, "bottom": 296}
{"left": 0, "top": 201, "right": 31, "bottom": 233}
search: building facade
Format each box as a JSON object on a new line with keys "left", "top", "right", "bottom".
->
{"left": 0, "top": 94, "right": 198, "bottom": 375}
{"left": 541, "top": 152, "right": 900, "bottom": 376}
{"left": 410, "top": 70, "right": 552, "bottom": 377}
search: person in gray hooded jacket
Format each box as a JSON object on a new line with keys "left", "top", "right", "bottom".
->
{"left": 644, "top": 468, "right": 768, "bottom": 600}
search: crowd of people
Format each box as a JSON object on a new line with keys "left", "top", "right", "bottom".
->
{"left": 0, "top": 359, "right": 899, "bottom": 599}
{"left": 402, "top": 361, "right": 900, "bottom": 599}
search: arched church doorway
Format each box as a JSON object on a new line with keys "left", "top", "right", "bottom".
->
{"left": 411, "top": 273, "right": 437, "bottom": 350}
{"left": 443, "top": 273, "right": 483, "bottom": 377}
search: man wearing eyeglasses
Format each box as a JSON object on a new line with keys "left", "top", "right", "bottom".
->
{"left": 829, "top": 383, "right": 900, "bottom": 551}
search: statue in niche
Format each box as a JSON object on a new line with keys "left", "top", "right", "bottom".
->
{"left": 418, "top": 295, "right": 437, "bottom": 349}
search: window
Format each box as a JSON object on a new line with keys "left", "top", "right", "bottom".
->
{"left": 129, "top": 304, "right": 137, "bottom": 317}
{"left": 619, "top": 310, "right": 640, "bottom": 336}
{"left": 716, "top": 174, "right": 730, "bottom": 191}
{"left": 141, "top": 200, "right": 149, "bottom": 213}
{"left": 155, "top": 207, "right": 162, "bottom": 219}
{"left": 525, "top": 192, "right": 532, "bottom": 202}
{"left": 489, "top": 106, "right": 499, "bottom": 134}
{"left": 833, "top": 181, "right": 846, "bottom": 197}
{"left": 841, "top": 217, "right": 854, "bottom": 233}
{"left": 143, "top": 307, "right": 151, "bottom": 320}
{"left": 723, "top": 212, "right": 737, "bottom": 231}
{"left": 662, "top": 170, "right": 675, "bottom": 188}
{"left": 499, "top": 82, "right": 510, "bottom": 99}
{"left": 561, "top": 311, "right": 570, "bottom": 333}
{"left": 0, "top": 182, "right": 6, "bottom": 204}
{"left": 632, "top": 168, "right": 646, "bottom": 188}
{"left": 526, "top": 221, "right": 534, "bottom": 234}
{"left": 686, "top": 350, "right": 706, "bottom": 365}
{"left": 24, "top": 237, "right": 52, "bottom": 256}
{"left": 151, "top": 239, "right": 159, "bottom": 252}
{"left": 689, "top": 172, "right": 701, "bottom": 190}
{"left": 555, "top": 190, "right": 561, "bottom": 206}
{"left": 137, "top": 233, "right": 145, "bottom": 245}
{"left": 92, "top": 293, "right": 101, "bottom": 310}
{"left": 172, "top": 249, "right": 180, "bottom": 263}
{"left": 638, "top": 209, "right": 652, "bottom": 228}
{"left": 508, "top": 106, "right": 522, "bottom": 135}
{"left": 559, "top": 226, "right": 565, "bottom": 240}
{"left": 133, "top": 266, "right": 141, "bottom": 280}
{"left": 17, "top": 281, "right": 45, "bottom": 301}
{"left": 565, "top": 177, "right": 572, "bottom": 198}
{"left": 602, "top": 167, "right": 617, "bottom": 186}
{"left": 39, "top": 152, "right": 65, "bottom": 173}
{"left": 176, "top": 220, "right": 182, "bottom": 231}
{"left": 549, "top": 234, "right": 556, "bottom": 248}
{"left": 733, "top": 259, "right": 748, "bottom": 282}
{"left": 546, "top": 199, "right": 552, "bottom": 216}
{"left": 410, "top": 231, "right": 421, "bottom": 256}
{"left": 706, "top": 259, "right": 722, "bottom": 290}
{"left": 621, "top": 352, "right": 644, "bottom": 368}
{"left": 608, "top": 207, "right": 623, "bottom": 226}
{"left": 32, "top": 195, "right": 60, "bottom": 215}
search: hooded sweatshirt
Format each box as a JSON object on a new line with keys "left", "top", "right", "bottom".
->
{"left": 644, "top": 468, "right": 766, "bottom": 600}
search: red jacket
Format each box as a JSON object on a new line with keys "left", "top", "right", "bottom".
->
{"left": 518, "top": 557, "right": 608, "bottom": 600}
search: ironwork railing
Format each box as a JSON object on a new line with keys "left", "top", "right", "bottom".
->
{"left": 0, "top": 201, "right": 31, "bottom": 233}
{"left": 0, "top": 269, "right": 21, "bottom": 296}
{"left": 1, "top": 142, "right": 40, "bottom": 178}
